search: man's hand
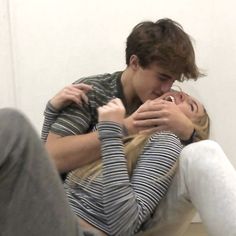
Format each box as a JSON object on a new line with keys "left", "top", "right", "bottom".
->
{"left": 128, "top": 99, "right": 194, "bottom": 140}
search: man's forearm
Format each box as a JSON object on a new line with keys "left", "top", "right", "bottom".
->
{"left": 46, "top": 131, "right": 101, "bottom": 173}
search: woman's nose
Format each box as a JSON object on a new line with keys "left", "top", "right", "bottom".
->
{"left": 179, "top": 92, "right": 186, "bottom": 102}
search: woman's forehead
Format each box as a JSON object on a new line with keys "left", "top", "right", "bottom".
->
{"left": 189, "top": 95, "right": 205, "bottom": 117}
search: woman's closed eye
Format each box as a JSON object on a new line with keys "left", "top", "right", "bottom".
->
{"left": 189, "top": 100, "right": 199, "bottom": 113}
{"left": 190, "top": 103, "right": 194, "bottom": 112}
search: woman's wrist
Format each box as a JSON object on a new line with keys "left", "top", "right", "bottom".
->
{"left": 97, "top": 121, "right": 123, "bottom": 140}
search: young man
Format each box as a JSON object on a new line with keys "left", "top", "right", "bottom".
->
{"left": 45, "top": 18, "right": 202, "bottom": 174}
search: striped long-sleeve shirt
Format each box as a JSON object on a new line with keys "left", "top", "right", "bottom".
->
{"left": 64, "top": 122, "right": 183, "bottom": 236}
{"left": 40, "top": 71, "right": 183, "bottom": 235}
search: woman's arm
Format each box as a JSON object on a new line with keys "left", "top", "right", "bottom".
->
{"left": 98, "top": 122, "right": 183, "bottom": 235}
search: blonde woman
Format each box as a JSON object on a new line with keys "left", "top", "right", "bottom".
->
{"left": 41, "top": 86, "right": 209, "bottom": 236}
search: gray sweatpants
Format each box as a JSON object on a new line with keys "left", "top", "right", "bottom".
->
{"left": 0, "top": 108, "right": 79, "bottom": 236}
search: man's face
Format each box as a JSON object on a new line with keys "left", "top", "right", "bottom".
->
{"left": 132, "top": 63, "right": 176, "bottom": 102}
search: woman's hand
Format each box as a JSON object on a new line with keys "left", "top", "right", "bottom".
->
{"left": 50, "top": 83, "right": 93, "bottom": 110}
{"left": 98, "top": 98, "right": 126, "bottom": 125}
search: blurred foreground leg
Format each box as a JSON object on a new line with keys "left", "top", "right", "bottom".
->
{"left": 0, "top": 108, "right": 78, "bottom": 236}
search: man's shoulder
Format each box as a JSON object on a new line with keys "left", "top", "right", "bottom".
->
{"left": 72, "top": 71, "right": 123, "bottom": 106}
{"left": 73, "top": 71, "right": 122, "bottom": 88}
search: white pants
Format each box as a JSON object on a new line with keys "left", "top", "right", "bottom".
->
{"left": 139, "top": 140, "right": 236, "bottom": 236}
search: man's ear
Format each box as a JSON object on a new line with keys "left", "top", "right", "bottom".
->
{"left": 129, "top": 55, "right": 140, "bottom": 71}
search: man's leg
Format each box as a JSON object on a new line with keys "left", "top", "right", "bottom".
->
{"left": 138, "top": 140, "right": 236, "bottom": 236}
{"left": 0, "top": 108, "right": 78, "bottom": 236}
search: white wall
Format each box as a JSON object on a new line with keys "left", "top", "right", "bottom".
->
{"left": 2, "top": 0, "right": 236, "bottom": 216}
{"left": 0, "top": 0, "right": 15, "bottom": 107}
{"left": 5, "top": 0, "right": 236, "bottom": 164}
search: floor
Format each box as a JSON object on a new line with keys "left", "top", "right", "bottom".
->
{"left": 183, "top": 223, "right": 208, "bottom": 236}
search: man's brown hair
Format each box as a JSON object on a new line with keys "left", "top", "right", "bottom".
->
{"left": 126, "top": 18, "right": 203, "bottom": 81}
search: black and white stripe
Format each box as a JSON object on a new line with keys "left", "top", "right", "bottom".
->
{"left": 65, "top": 122, "right": 183, "bottom": 236}
{"left": 41, "top": 72, "right": 183, "bottom": 235}
{"left": 41, "top": 72, "right": 123, "bottom": 140}
{"left": 41, "top": 102, "right": 60, "bottom": 142}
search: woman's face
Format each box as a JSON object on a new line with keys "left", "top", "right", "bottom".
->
{"left": 159, "top": 91, "right": 205, "bottom": 120}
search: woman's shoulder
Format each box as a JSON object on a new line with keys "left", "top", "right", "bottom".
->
{"left": 148, "top": 131, "right": 183, "bottom": 147}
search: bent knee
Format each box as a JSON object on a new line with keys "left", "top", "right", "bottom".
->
{"left": 182, "top": 140, "right": 222, "bottom": 157}
{"left": 0, "top": 108, "right": 26, "bottom": 122}
{"left": 179, "top": 140, "right": 226, "bottom": 172}
{"left": 0, "top": 108, "right": 30, "bottom": 136}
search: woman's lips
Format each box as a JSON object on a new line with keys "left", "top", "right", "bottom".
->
{"left": 164, "top": 95, "right": 175, "bottom": 103}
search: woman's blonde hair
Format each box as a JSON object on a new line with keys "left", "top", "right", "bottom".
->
{"left": 68, "top": 105, "right": 210, "bottom": 182}
{"left": 68, "top": 134, "right": 149, "bottom": 181}
{"left": 192, "top": 107, "right": 210, "bottom": 142}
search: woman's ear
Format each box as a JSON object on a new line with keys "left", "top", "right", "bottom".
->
{"left": 129, "top": 55, "right": 140, "bottom": 71}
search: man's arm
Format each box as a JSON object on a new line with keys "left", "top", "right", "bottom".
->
{"left": 42, "top": 83, "right": 99, "bottom": 173}
{"left": 46, "top": 112, "right": 137, "bottom": 173}
{"left": 46, "top": 131, "right": 101, "bottom": 173}
{"left": 45, "top": 93, "right": 193, "bottom": 174}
